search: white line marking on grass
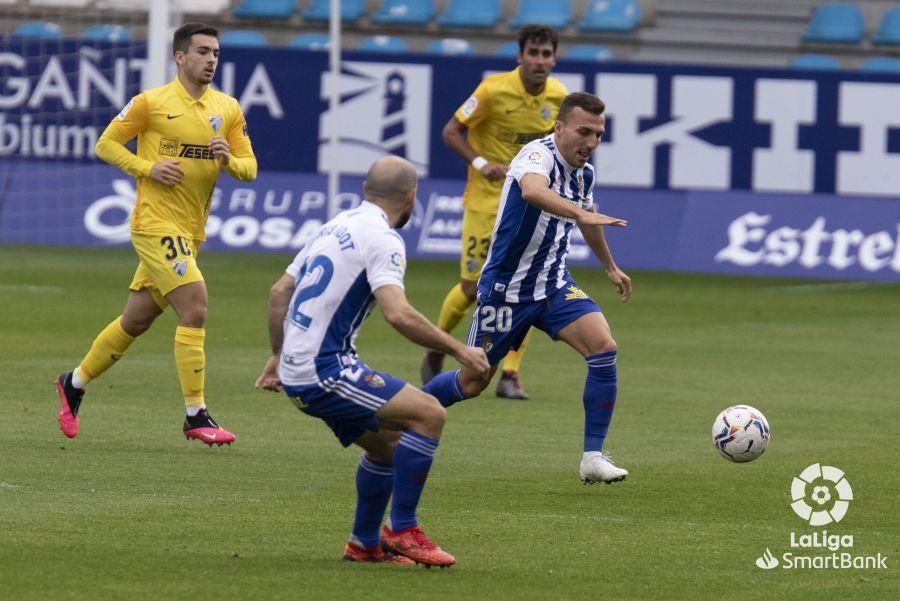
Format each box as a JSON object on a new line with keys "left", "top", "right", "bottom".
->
{"left": 771, "top": 282, "right": 886, "bottom": 293}
{"left": 0, "top": 284, "right": 64, "bottom": 293}
{"left": 0, "top": 482, "right": 22, "bottom": 488}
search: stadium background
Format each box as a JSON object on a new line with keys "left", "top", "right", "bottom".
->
{"left": 0, "top": 2, "right": 898, "bottom": 600}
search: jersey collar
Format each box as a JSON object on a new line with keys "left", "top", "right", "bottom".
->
{"left": 172, "top": 76, "right": 213, "bottom": 107}
{"left": 360, "top": 200, "right": 390, "bottom": 224}
{"left": 550, "top": 133, "right": 577, "bottom": 171}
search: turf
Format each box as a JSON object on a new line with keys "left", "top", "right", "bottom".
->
{"left": 0, "top": 245, "right": 897, "bottom": 600}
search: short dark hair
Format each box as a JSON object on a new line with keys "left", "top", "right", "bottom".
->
{"left": 517, "top": 24, "right": 558, "bottom": 54}
{"left": 173, "top": 23, "right": 219, "bottom": 55}
{"left": 558, "top": 92, "right": 606, "bottom": 122}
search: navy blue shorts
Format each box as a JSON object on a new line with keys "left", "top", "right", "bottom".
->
{"left": 282, "top": 360, "right": 407, "bottom": 447}
{"left": 467, "top": 280, "right": 602, "bottom": 365}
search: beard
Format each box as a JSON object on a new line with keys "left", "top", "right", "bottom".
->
{"left": 394, "top": 209, "right": 412, "bottom": 229}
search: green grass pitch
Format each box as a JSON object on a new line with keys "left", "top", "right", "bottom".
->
{"left": 0, "top": 245, "right": 897, "bottom": 600}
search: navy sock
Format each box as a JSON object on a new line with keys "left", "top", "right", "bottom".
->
{"left": 422, "top": 369, "right": 465, "bottom": 408}
{"left": 351, "top": 454, "right": 394, "bottom": 549}
{"left": 583, "top": 351, "right": 618, "bottom": 452}
{"left": 389, "top": 430, "right": 439, "bottom": 531}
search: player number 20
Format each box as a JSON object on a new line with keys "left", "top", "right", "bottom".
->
{"left": 480, "top": 305, "right": 512, "bottom": 333}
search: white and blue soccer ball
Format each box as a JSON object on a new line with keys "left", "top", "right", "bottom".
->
{"left": 712, "top": 405, "right": 770, "bottom": 463}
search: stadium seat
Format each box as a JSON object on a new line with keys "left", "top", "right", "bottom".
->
{"left": 859, "top": 56, "right": 900, "bottom": 72}
{"left": 288, "top": 33, "right": 331, "bottom": 50}
{"left": 303, "top": 0, "right": 367, "bottom": 23}
{"left": 802, "top": 3, "right": 864, "bottom": 44}
{"left": 11, "top": 21, "right": 62, "bottom": 39}
{"left": 564, "top": 44, "right": 614, "bottom": 61}
{"left": 219, "top": 30, "right": 268, "bottom": 47}
{"left": 578, "top": 0, "right": 641, "bottom": 32}
{"left": 371, "top": 0, "right": 435, "bottom": 25}
{"left": 873, "top": 7, "right": 900, "bottom": 46}
{"left": 426, "top": 38, "right": 474, "bottom": 55}
{"left": 790, "top": 54, "right": 840, "bottom": 70}
{"left": 359, "top": 35, "right": 409, "bottom": 53}
{"left": 495, "top": 41, "right": 520, "bottom": 57}
{"left": 508, "top": 0, "right": 572, "bottom": 30}
{"left": 436, "top": 0, "right": 501, "bottom": 28}
{"left": 29, "top": 0, "right": 90, "bottom": 7}
{"left": 81, "top": 24, "right": 131, "bottom": 42}
{"left": 233, "top": 0, "right": 296, "bottom": 19}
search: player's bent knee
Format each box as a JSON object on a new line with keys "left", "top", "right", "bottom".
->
{"left": 460, "top": 375, "right": 489, "bottom": 398}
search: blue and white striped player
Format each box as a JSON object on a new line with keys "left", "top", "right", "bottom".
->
{"left": 421, "top": 92, "right": 633, "bottom": 484}
{"left": 256, "top": 156, "right": 490, "bottom": 566}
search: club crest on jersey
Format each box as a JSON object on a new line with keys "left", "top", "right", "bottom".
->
{"left": 577, "top": 174, "right": 584, "bottom": 197}
{"left": 208, "top": 114, "right": 222, "bottom": 131}
{"left": 171, "top": 259, "right": 187, "bottom": 276}
{"left": 565, "top": 285, "right": 588, "bottom": 300}
{"left": 364, "top": 373, "right": 386, "bottom": 388}
{"left": 540, "top": 106, "right": 551, "bottom": 120}
{"left": 482, "top": 335, "right": 494, "bottom": 353}
{"left": 466, "top": 258, "right": 479, "bottom": 273}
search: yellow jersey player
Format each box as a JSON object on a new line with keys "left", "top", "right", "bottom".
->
{"left": 421, "top": 25, "right": 567, "bottom": 400}
{"left": 55, "top": 23, "right": 257, "bottom": 446}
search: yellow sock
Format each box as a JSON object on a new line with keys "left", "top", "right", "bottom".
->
{"left": 502, "top": 327, "right": 533, "bottom": 373}
{"left": 436, "top": 283, "right": 474, "bottom": 333}
{"left": 174, "top": 326, "right": 206, "bottom": 409}
{"left": 75, "top": 317, "right": 135, "bottom": 385}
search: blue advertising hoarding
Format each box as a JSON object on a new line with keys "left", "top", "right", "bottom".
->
{"left": 0, "top": 39, "right": 898, "bottom": 281}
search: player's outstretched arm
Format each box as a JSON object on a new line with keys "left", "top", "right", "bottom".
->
{"left": 374, "top": 285, "right": 490, "bottom": 376}
{"left": 519, "top": 173, "right": 627, "bottom": 227}
{"left": 255, "top": 272, "right": 296, "bottom": 391}
{"left": 578, "top": 208, "right": 632, "bottom": 303}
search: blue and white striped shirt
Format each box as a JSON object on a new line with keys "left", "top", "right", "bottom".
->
{"left": 478, "top": 134, "right": 595, "bottom": 303}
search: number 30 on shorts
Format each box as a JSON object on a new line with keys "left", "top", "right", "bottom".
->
{"left": 160, "top": 235, "right": 192, "bottom": 260}
{"left": 479, "top": 305, "right": 512, "bottom": 333}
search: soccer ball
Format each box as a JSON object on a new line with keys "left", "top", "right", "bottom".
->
{"left": 712, "top": 405, "right": 770, "bottom": 463}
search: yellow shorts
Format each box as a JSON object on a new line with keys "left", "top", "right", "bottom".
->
{"left": 459, "top": 208, "right": 498, "bottom": 282}
{"left": 129, "top": 232, "right": 203, "bottom": 309}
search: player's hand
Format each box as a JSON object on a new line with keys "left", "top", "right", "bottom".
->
{"left": 208, "top": 135, "right": 230, "bottom": 166}
{"left": 480, "top": 162, "right": 507, "bottom": 182}
{"left": 455, "top": 345, "right": 490, "bottom": 378}
{"left": 607, "top": 267, "right": 632, "bottom": 303}
{"left": 149, "top": 160, "right": 183, "bottom": 186}
{"left": 577, "top": 210, "right": 627, "bottom": 228}
{"left": 255, "top": 354, "right": 282, "bottom": 392}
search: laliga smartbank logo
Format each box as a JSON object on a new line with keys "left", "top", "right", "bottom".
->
{"left": 754, "top": 464, "right": 888, "bottom": 571}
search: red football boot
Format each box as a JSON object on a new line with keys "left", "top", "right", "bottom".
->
{"left": 183, "top": 409, "right": 236, "bottom": 446}
{"left": 342, "top": 541, "right": 415, "bottom": 565}
{"left": 380, "top": 525, "right": 455, "bottom": 567}
{"left": 56, "top": 372, "right": 84, "bottom": 439}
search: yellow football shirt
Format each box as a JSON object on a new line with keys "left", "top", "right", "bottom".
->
{"left": 96, "top": 77, "right": 257, "bottom": 241}
{"left": 454, "top": 67, "right": 567, "bottom": 214}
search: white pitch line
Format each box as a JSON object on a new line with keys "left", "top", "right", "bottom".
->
{"left": 0, "top": 284, "right": 64, "bottom": 293}
{"left": 771, "top": 281, "right": 889, "bottom": 293}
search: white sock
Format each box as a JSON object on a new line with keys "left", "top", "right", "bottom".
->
{"left": 71, "top": 369, "right": 87, "bottom": 389}
{"left": 185, "top": 404, "right": 206, "bottom": 417}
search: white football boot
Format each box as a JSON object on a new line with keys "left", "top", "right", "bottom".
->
{"left": 579, "top": 451, "right": 628, "bottom": 484}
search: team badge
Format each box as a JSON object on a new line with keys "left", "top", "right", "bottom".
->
{"left": 466, "top": 258, "right": 479, "bottom": 274}
{"left": 493, "top": 283, "right": 506, "bottom": 293}
{"left": 577, "top": 173, "right": 584, "bottom": 197}
{"left": 364, "top": 373, "right": 386, "bottom": 388}
{"left": 540, "top": 106, "right": 551, "bottom": 120}
{"left": 482, "top": 335, "right": 494, "bottom": 354}
{"left": 208, "top": 114, "right": 222, "bottom": 132}
{"left": 171, "top": 259, "right": 187, "bottom": 276}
